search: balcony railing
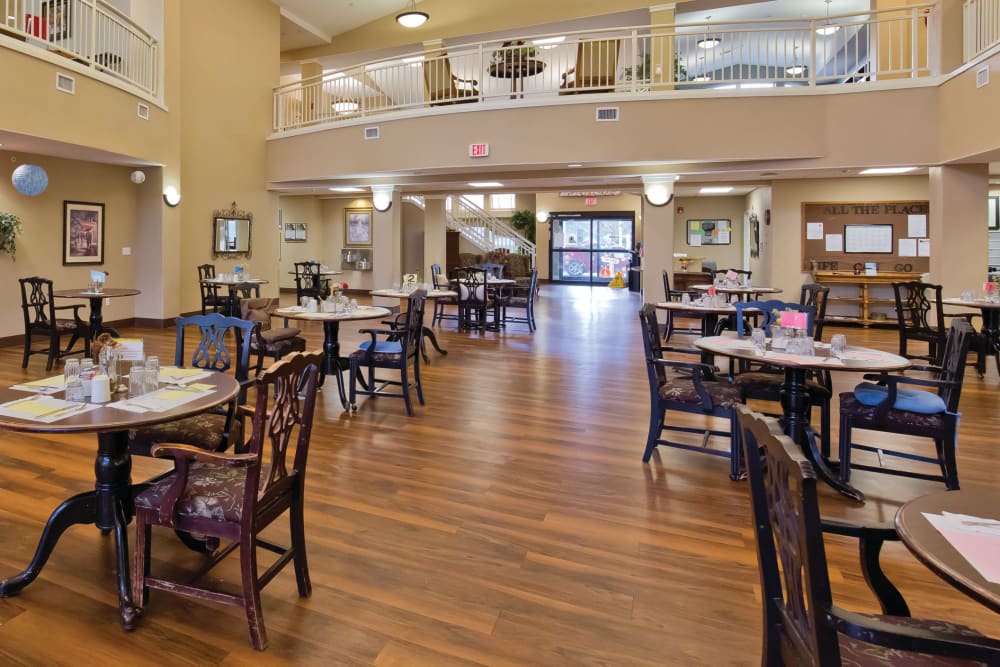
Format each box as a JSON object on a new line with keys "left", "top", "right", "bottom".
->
{"left": 273, "top": 5, "right": 934, "bottom": 133}
{"left": 965, "top": 0, "right": 1000, "bottom": 61}
{"left": 1, "top": 0, "right": 158, "bottom": 96}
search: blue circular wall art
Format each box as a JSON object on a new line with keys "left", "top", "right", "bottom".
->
{"left": 12, "top": 164, "right": 49, "bottom": 196}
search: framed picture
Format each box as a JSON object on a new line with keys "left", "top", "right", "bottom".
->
{"left": 989, "top": 196, "right": 999, "bottom": 231}
{"left": 345, "top": 207, "right": 372, "bottom": 246}
{"left": 284, "top": 222, "right": 307, "bottom": 242}
{"left": 42, "top": 0, "right": 71, "bottom": 42}
{"left": 63, "top": 201, "right": 104, "bottom": 265}
{"left": 749, "top": 213, "right": 760, "bottom": 258}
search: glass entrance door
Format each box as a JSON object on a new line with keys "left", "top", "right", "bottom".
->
{"left": 550, "top": 214, "right": 634, "bottom": 284}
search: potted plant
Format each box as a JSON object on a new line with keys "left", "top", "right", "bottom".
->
{"left": 0, "top": 211, "right": 23, "bottom": 260}
{"left": 624, "top": 52, "right": 687, "bottom": 83}
{"left": 491, "top": 40, "right": 537, "bottom": 65}
{"left": 509, "top": 209, "right": 536, "bottom": 245}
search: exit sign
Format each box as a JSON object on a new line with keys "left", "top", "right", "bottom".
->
{"left": 469, "top": 143, "right": 490, "bottom": 158}
{"left": 585, "top": 197, "right": 597, "bottom": 206}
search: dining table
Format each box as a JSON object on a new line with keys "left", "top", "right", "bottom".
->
{"left": 942, "top": 297, "right": 1000, "bottom": 376}
{"left": 695, "top": 332, "right": 910, "bottom": 501}
{"left": 656, "top": 300, "right": 760, "bottom": 363}
{"left": 488, "top": 57, "right": 546, "bottom": 99}
{"left": 200, "top": 277, "right": 269, "bottom": 316}
{"left": 0, "top": 371, "right": 239, "bottom": 629}
{"left": 689, "top": 283, "right": 783, "bottom": 302}
{"left": 53, "top": 287, "right": 141, "bottom": 341}
{"left": 895, "top": 488, "right": 1000, "bottom": 614}
{"left": 369, "top": 288, "right": 456, "bottom": 362}
{"left": 288, "top": 266, "right": 342, "bottom": 295}
{"left": 273, "top": 305, "right": 391, "bottom": 408}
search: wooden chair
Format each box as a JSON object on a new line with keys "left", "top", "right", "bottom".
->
{"left": 499, "top": 267, "right": 538, "bottom": 332}
{"left": 197, "top": 264, "right": 226, "bottom": 315}
{"left": 452, "top": 266, "right": 492, "bottom": 331}
{"left": 892, "top": 281, "right": 946, "bottom": 365}
{"left": 239, "top": 297, "right": 306, "bottom": 373}
{"left": 560, "top": 39, "right": 620, "bottom": 93}
{"left": 128, "top": 313, "right": 255, "bottom": 457}
{"left": 838, "top": 318, "right": 975, "bottom": 490}
{"left": 430, "top": 262, "right": 458, "bottom": 326}
{"left": 422, "top": 51, "right": 479, "bottom": 105}
{"left": 18, "top": 276, "right": 89, "bottom": 370}
{"left": 132, "top": 351, "right": 323, "bottom": 651}
{"left": 349, "top": 289, "right": 427, "bottom": 416}
{"left": 660, "top": 269, "right": 700, "bottom": 342}
{"left": 800, "top": 282, "right": 830, "bottom": 341}
{"left": 293, "top": 261, "right": 329, "bottom": 302}
{"left": 736, "top": 405, "right": 1000, "bottom": 666}
{"left": 639, "top": 304, "right": 743, "bottom": 480}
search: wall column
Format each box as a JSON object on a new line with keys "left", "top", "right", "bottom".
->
{"left": 641, "top": 198, "right": 675, "bottom": 300}
{"left": 372, "top": 189, "right": 401, "bottom": 308}
{"left": 424, "top": 196, "right": 447, "bottom": 276}
{"left": 928, "top": 165, "right": 988, "bottom": 295}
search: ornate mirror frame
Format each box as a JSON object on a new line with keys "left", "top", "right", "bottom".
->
{"left": 212, "top": 201, "right": 252, "bottom": 260}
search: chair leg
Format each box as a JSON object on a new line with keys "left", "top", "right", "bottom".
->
{"left": 664, "top": 311, "right": 674, "bottom": 342}
{"left": 240, "top": 534, "right": 268, "bottom": 650}
{"left": 289, "top": 491, "right": 311, "bottom": 597}
{"left": 349, "top": 359, "right": 359, "bottom": 411}
{"left": 729, "top": 412, "right": 743, "bottom": 481}
{"left": 131, "top": 516, "right": 151, "bottom": 607}
{"left": 399, "top": 363, "right": 413, "bottom": 416}
{"left": 22, "top": 334, "right": 31, "bottom": 369}
{"left": 642, "top": 406, "right": 665, "bottom": 463}
{"left": 414, "top": 358, "right": 425, "bottom": 406}
{"left": 939, "top": 437, "right": 961, "bottom": 490}
{"left": 838, "top": 414, "right": 853, "bottom": 483}
{"left": 819, "top": 400, "right": 831, "bottom": 461}
{"left": 46, "top": 333, "right": 59, "bottom": 371}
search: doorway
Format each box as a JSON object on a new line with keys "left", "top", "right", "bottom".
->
{"left": 549, "top": 212, "right": 635, "bottom": 284}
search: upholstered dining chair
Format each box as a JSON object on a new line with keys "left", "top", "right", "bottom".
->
{"left": 639, "top": 304, "right": 743, "bottom": 480}
{"left": 736, "top": 405, "right": 1000, "bottom": 666}
{"left": 660, "top": 270, "right": 701, "bottom": 342}
{"left": 128, "top": 313, "right": 255, "bottom": 458}
{"left": 838, "top": 318, "right": 975, "bottom": 491}
{"left": 197, "top": 263, "right": 226, "bottom": 315}
{"left": 430, "top": 263, "right": 458, "bottom": 326}
{"left": 239, "top": 297, "right": 307, "bottom": 372}
{"left": 18, "top": 276, "right": 90, "bottom": 370}
{"left": 132, "top": 351, "right": 323, "bottom": 651}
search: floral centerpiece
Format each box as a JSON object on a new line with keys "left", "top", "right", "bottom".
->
{"left": 330, "top": 281, "right": 349, "bottom": 300}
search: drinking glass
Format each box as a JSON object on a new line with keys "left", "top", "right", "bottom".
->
{"left": 64, "top": 358, "right": 84, "bottom": 401}
{"left": 349, "top": 299, "right": 359, "bottom": 312}
{"left": 750, "top": 327, "right": 766, "bottom": 355}
{"left": 681, "top": 292, "right": 691, "bottom": 305}
{"left": 831, "top": 333, "right": 847, "bottom": 358}
{"left": 129, "top": 368, "right": 146, "bottom": 398}
{"left": 64, "top": 358, "right": 81, "bottom": 384}
{"left": 961, "top": 290, "right": 974, "bottom": 302}
{"left": 142, "top": 368, "right": 159, "bottom": 394}
{"left": 771, "top": 326, "right": 787, "bottom": 350}
{"left": 146, "top": 355, "right": 159, "bottom": 383}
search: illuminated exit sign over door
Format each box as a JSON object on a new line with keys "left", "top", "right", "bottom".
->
{"left": 469, "top": 143, "right": 490, "bottom": 158}
{"left": 585, "top": 197, "right": 597, "bottom": 206}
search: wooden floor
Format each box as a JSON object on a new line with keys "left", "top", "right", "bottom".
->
{"left": 0, "top": 284, "right": 998, "bottom": 665}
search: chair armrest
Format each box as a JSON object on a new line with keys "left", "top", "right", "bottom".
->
{"left": 821, "top": 518, "right": 910, "bottom": 616}
{"left": 358, "top": 327, "right": 394, "bottom": 337}
{"left": 54, "top": 304, "right": 86, "bottom": 319}
{"left": 148, "top": 443, "right": 257, "bottom": 525}
{"left": 831, "top": 607, "right": 1000, "bottom": 660}
{"left": 452, "top": 74, "right": 478, "bottom": 85}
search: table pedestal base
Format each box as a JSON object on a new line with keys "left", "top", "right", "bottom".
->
{"left": 0, "top": 430, "right": 139, "bottom": 629}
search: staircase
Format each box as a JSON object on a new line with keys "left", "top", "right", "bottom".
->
{"left": 402, "top": 195, "right": 536, "bottom": 263}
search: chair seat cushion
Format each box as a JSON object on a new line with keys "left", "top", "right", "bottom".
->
{"left": 54, "top": 319, "right": 85, "bottom": 332}
{"left": 853, "top": 382, "right": 947, "bottom": 414}
{"left": 839, "top": 393, "right": 950, "bottom": 434}
{"left": 840, "top": 614, "right": 985, "bottom": 666}
{"left": 659, "top": 379, "right": 742, "bottom": 408}
{"left": 129, "top": 412, "right": 241, "bottom": 457}
{"left": 357, "top": 340, "right": 402, "bottom": 354}
{"left": 349, "top": 348, "right": 402, "bottom": 364}
{"left": 735, "top": 372, "right": 831, "bottom": 400}
{"left": 135, "top": 462, "right": 247, "bottom": 523}
{"left": 260, "top": 326, "right": 301, "bottom": 343}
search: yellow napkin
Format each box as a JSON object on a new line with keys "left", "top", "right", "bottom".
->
{"left": 159, "top": 367, "right": 205, "bottom": 377}
{"left": 7, "top": 400, "right": 62, "bottom": 417}
{"left": 25, "top": 376, "right": 65, "bottom": 388}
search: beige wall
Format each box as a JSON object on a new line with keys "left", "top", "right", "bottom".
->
{"left": 746, "top": 187, "right": 773, "bottom": 285}
{"left": 277, "top": 196, "right": 325, "bottom": 290}
{"left": 672, "top": 196, "right": 745, "bottom": 271}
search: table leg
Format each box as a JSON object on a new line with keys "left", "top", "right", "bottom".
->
{"left": 422, "top": 326, "right": 448, "bottom": 357}
{"left": 0, "top": 430, "right": 139, "bottom": 629}
{"left": 781, "top": 367, "right": 865, "bottom": 502}
{"left": 981, "top": 309, "right": 1000, "bottom": 376}
{"left": 320, "top": 320, "right": 349, "bottom": 407}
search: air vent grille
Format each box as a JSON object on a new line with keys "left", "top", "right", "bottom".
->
{"left": 595, "top": 106, "right": 619, "bottom": 122}
{"left": 364, "top": 126, "right": 380, "bottom": 140}
{"left": 137, "top": 103, "right": 150, "bottom": 120}
{"left": 977, "top": 65, "right": 990, "bottom": 89}
{"left": 56, "top": 73, "right": 75, "bottom": 94}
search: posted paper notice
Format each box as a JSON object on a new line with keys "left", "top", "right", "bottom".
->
{"left": 907, "top": 214, "right": 927, "bottom": 238}
{"left": 917, "top": 238, "right": 931, "bottom": 257}
{"left": 806, "top": 222, "right": 824, "bottom": 240}
{"left": 825, "top": 234, "right": 843, "bottom": 252}
{"left": 898, "top": 238, "right": 917, "bottom": 257}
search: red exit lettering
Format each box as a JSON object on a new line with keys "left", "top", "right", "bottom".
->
{"left": 469, "top": 143, "right": 489, "bottom": 158}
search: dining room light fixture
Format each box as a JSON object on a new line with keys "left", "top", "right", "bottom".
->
{"left": 642, "top": 174, "right": 677, "bottom": 207}
{"left": 536, "top": 211, "right": 550, "bottom": 223}
{"left": 163, "top": 186, "right": 181, "bottom": 207}
{"left": 859, "top": 167, "right": 917, "bottom": 175}
{"left": 468, "top": 181, "right": 503, "bottom": 188}
{"left": 371, "top": 184, "right": 394, "bottom": 211}
{"left": 329, "top": 186, "right": 364, "bottom": 192}
{"left": 816, "top": 0, "right": 841, "bottom": 35}
{"left": 396, "top": 0, "right": 428, "bottom": 28}
{"left": 697, "top": 38, "right": 721, "bottom": 49}
{"left": 785, "top": 65, "right": 807, "bottom": 75}
{"left": 332, "top": 100, "right": 359, "bottom": 113}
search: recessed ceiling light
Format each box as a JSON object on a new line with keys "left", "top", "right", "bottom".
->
{"left": 468, "top": 181, "right": 503, "bottom": 188}
{"left": 697, "top": 38, "right": 721, "bottom": 49}
{"left": 700, "top": 186, "right": 734, "bottom": 194}
{"left": 567, "top": 163, "right": 583, "bottom": 168}
{"left": 859, "top": 167, "right": 917, "bottom": 175}
{"left": 329, "top": 187, "right": 364, "bottom": 192}
{"left": 532, "top": 36, "right": 565, "bottom": 46}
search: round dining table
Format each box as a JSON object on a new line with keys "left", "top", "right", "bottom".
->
{"left": 273, "top": 305, "right": 391, "bottom": 408}
{"left": 369, "top": 288, "right": 456, "bottom": 361}
{"left": 942, "top": 297, "right": 1000, "bottom": 376}
{"left": 695, "top": 333, "right": 909, "bottom": 501}
{"left": 53, "top": 287, "right": 141, "bottom": 340}
{"left": 689, "top": 284, "right": 783, "bottom": 302}
{"left": 0, "top": 372, "right": 239, "bottom": 629}
{"left": 895, "top": 488, "right": 1000, "bottom": 614}
{"left": 656, "top": 300, "right": 760, "bottom": 363}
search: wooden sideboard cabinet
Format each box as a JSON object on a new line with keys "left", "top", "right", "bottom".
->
{"left": 673, "top": 271, "right": 712, "bottom": 293}
{"left": 812, "top": 270, "right": 921, "bottom": 327}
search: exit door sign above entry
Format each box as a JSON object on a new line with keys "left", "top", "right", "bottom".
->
{"left": 469, "top": 143, "right": 489, "bottom": 158}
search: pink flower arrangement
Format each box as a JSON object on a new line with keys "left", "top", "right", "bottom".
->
{"left": 984, "top": 281, "right": 996, "bottom": 293}
{"left": 331, "top": 281, "right": 349, "bottom": 291}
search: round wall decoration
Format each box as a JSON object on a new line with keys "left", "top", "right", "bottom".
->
{"left": 11, "top": 164, "right": 49, "bottom": 196}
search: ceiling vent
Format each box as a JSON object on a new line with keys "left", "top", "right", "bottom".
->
{"left": 55, "top": 72, "right": 75, "bottom": 94}
{"left": 364, "top": 126, "right": 380, "bottom": 140}
{"left": 137, "top": 103, "right": 150, "bottom": 120}
{"left": 595, "top": 106, "right": 619, "bottom": 122}
{"left": 977, "top": 65, "right": 990, "bottom": 88}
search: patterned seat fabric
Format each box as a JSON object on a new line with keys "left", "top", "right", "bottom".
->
{"left": 659, "top": 379, "right": 742, "bottom": 407}
{"left": 129, "top": 413, "right": 241, "bottom": 457}
{"left": 734, "top": 372, "right": 831, "bottom": 399}
{"left": 839, "top": 393, "right": 947, "bottom": 435}
{"left": 135, "top": 462, "right": 248, "bottom": 522}
{"left": 349, "top": 349, "right": 401, "bottom": 365}
{"left": 841, "top": 615, "right": 986, "bottom": 666}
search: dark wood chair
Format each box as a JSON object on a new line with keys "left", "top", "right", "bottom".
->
{"left": 660, "top": 269, "right": 700, "bottom": 341}
{"left": 18, "top": 276, "right": 89, "bottom": 370}
{"left": 349, "top": 289, "right": 427, "bottom": 416}
{"left": 451, "top": 266, "right": 492, "bottom": 331}
{"left": 639, "top": 304, "right": 743, "bottom": 480}
{"left": 736, "top": 405, "right": 1000, "bottom": 666}
{"left": 892, "top": 280, "right": 947, "bottom": 365}
{"left": 132, "top": 351, "right": 323, "bottom": 651}
{"left": 293, "top": 261, "right": 329, "bottom": 302}
{"left": 239, "top": 297, "right": 306, "bottom": 373}
{"left": 839, "top": 318, "right": 975, "bottom": 491}
{"left": 711, "top": 268, "right": 753, "bottom": 301}
{"left": 430, "top": 262, "right": 458, "bottom": 326}
{"left": 128, "top": 313, "right": 255, "bottom": 457}
{"left": 800, "top": 282, "right": 830, "bottom": 341}
{"left": 499, "top": 267, "right": 538, "bottom": 332}
{"left": 197, "top": 264, "right": 227, "bottom": 315}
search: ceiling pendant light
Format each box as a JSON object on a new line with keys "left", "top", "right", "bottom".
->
{"left": 816, "top": 0, "right": 840, "bottom": 36}
{"left": 396, "top": 0, "right": 428, "bottom": 28}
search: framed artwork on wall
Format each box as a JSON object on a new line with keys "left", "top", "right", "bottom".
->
{"left": 989, "top": 196, "right": 999, "bottom": 231}
{"left": 345, "top": 208, "right": 372, "bottom": 246}
{"left": 284, "top": 222, "right": 307, "bottom": 242}
{"left": 63, "top": 200, "right": 104, "bottom": 265}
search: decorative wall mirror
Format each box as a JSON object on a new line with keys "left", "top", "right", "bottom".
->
{"left": 213, "top": 201, "right": 252, "bottom": 259}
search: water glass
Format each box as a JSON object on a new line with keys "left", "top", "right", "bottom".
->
{"left": 771, "top": 326, "right": 786, "bottom": 350}
{"left": 961, "top": 290, "right": 974, "bottom": 302}
{"left": 129, "top": 367, "right": 146, "bottom": 398}
{"left": 681, "top": 292, "right": 691, "bottom": 305}
{"left": 142, "top": 368, "right": 159, "bottom": 394}
{"left": 830, "top": 333, "right": 847, "bottom": 358}
{"left": 750, "top": 327, "right": 767, "bottom": 355}
{"left": 349, "top": 298, "right": 359, "bottom": 312}
{"left": 64, "top": 358, "right": 81, "bottom": 384}
{"left": 145, "top": 355, "right": 159, "bottom": 383}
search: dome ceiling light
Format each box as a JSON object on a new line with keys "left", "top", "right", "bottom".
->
{"left": 396, "top": 0, "right": 428, "bottom": 28}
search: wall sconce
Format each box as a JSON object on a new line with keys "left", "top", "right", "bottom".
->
{"left": 163, "top": 186, "right": 181, "bottom": 207}
{"left": 536, "top": 211, "right": 549, "bottom": 223}
{"left": 130, "top": 170, "right": 146, "bottom": 184}
{"left": 371, "top": 184, "right": 394, "bottom": 212}
{"left": 642, "top": 175, "right": 676, "bottom": 207}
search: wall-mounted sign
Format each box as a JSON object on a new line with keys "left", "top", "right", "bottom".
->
{"left": 469, "top": 143, "right": 489, "bottom": 158}
{"left": 585, "top": 197, "right": 597, "bottom": 206}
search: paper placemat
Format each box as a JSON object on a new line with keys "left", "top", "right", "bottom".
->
{"left": 124, "top": 385, "right": 215, "bottom": 412}
{"left": 159, "top": 367, "right": 213, "bottom": 384}
{"left": 0, "top": 396, "right": 98, "bottom": 422}
{"left": 923, "top": 512, "right": 1000, "bottom": 583}
{"left": 11, "top": 375, "right": 66, "bottom": 394}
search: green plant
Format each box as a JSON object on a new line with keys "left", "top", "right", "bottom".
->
{"left": 0, "top": 212, "right": 23, "bottom": 261}
{"left": 624, "top": 52, "right": 687, "bottom": 82}
{"left": 509, "top": 209, "right": 536, "bottom": 244}
{"left": 491, "top": 40, "right": 536, "bottom": 65}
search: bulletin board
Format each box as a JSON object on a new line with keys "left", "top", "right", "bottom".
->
{"left": 801, "top": 201, "right": 930, "bottom": 272}
{"left": 687, "top": 219, "right": 732, "bottom": 246}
